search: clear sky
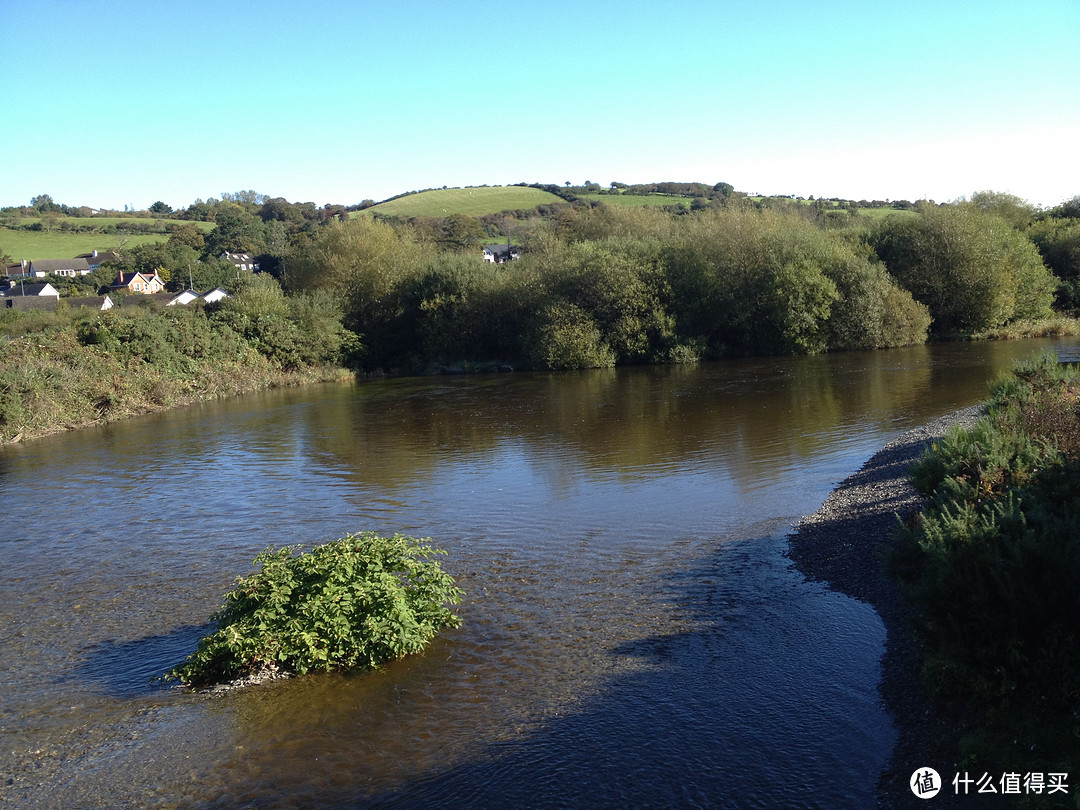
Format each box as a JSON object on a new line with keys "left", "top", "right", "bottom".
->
{"left": 2, "top": 0, "right": 1078, "bottom": 211}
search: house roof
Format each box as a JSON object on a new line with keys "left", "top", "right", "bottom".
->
{"left": 0, "top": 282, "right": 59, "bottom": 297}
{"left": 29, "top": 258, "right": 91, "bottom": 274}
{"left": 3, "top": 296, "right": 58, "bottom": 311}
{"left": 75, "top": 250, "right": 122, "bottom": 264}
{"left": 484, "top": 243, "right": 519, "bottom": 257}
{"left": 110, "top": 271, "right": 163, "bottom": 290}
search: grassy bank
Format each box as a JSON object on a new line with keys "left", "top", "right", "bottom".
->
{"left": 893, "top": 353, "right": 1080, "bottom": 792}
{"left": 0, "top": 290, "right": 355, "bottom": 445}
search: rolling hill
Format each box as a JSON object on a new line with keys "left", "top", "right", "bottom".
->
{"left": 362, "top": 186, "right": 568, "bottom": 218}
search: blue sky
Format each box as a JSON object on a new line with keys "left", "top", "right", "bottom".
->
{"left": 2, "top": 0, "right": 1078, "bottom": 210}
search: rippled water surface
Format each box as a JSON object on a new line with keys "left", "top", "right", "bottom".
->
{"left": 2, "top": 340, "right": 1077, "bottom": 808}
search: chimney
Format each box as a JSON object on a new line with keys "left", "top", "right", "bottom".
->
{"left": 92, "top": 250, "right": 98, "bottom": 258}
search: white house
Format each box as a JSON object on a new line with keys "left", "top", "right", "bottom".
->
{"left": 482, "top": 243, "right": 520, "bottom": 263}
{"left": 1, "top": 281, "right": 61, "bottom": 310}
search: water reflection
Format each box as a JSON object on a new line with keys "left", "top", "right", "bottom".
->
{"left": 1, "top": 338, "right": 1078, "bottom": 807}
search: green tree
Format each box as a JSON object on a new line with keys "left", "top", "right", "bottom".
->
{"left": 526, "top": 237, "right": 677, "bottom": 364}
{"left": 824, "top": 253, "right": 931, "bottom": 350}
{"left": 204, "top": 203, "right": 268, "bottom": 256}
{"left": 439, "top": 213, "right": 485, "bottom": 250}
{"left": 167, "top": 222, "right": 206, "bottom": 252}
{"left": 30, "top": 194, "right": 59, "bottom": 213}
{"left": 871, "top": 206, "right": 1055, "bottom": 334}
{"left": 1027, "top": 217, "right": 1080, "bottom": 307}
{"left": 665, "top": 208, "right": 842, "bottom": 355}
{"left": 288, "top": 217, "right": 427, "bottom": 369}
{"left": 964, "top": 190, "right": 1037, "bottom": 229}
{"left": 148, "top": 201, "right": 173, "bottom": 216}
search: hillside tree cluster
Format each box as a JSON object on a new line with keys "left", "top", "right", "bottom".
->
{"left": 4, "top": 188, "right": 1080, "bottom": 377}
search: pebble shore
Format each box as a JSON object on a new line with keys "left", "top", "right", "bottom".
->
{"left": 787, "top": 405, "right": 986, "bottom": 809}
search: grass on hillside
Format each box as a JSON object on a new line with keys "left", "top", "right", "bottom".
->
{"left": 854, "top": 207, "right": 920, "bottom": 220}
{"left": 748, "top": 197, "right": 920, "bottom": 219}
{"left": 576, "top": 193, "right": 691, "bottom": 209}
{"left": 0, "top": 228, "right": 174, "bottom": 261}
{"left": 11, "top": 216, "right": 215, "bottom": 231}
{"left": 362, "top": 187, "right": 567, "bottom": 218}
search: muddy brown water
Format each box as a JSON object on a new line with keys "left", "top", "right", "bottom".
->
{"left": 2, "top": 339, "right": 1077, "bottom": 808}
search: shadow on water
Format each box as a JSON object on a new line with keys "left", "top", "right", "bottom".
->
{"left": 202, "top": 533, "right": 892, "bottom": 810}
{"left": 66, "top": 624, "right": 209, "bottom": 699}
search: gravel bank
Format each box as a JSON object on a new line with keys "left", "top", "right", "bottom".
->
{"left": 787, "top": 405, "right": 986, "bottom": 809}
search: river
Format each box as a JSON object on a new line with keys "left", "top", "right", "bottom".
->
{"left": 2, "top": 339, "right": 1077, "bottom": 809}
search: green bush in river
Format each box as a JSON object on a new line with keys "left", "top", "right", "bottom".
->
{"left": 893, "top": 352, "right": 1080, "bottom": 777}
{"left": 165, "top": 532, "right": 463, "bottom": 687}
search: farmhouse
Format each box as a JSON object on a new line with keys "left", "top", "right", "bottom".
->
{"left": 482, "top": 243, "right": 521, "bottom": 263}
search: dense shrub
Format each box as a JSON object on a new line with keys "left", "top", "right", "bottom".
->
{"left": 893, "top": 353, "right": 1080, "bottom": 774}
{"left": 871, "top": 207, "right": 1057, "bottom": 334}
{"left": 530, "top": 302, "right": 617, "bottom": 370}
{"left": 824, "top": 254, "right": 931, "bottom": 350}
{"left": 165, "top": 532, "right": 463, "bottom": 687}
{"left": 664, "top": 209, "right": 846, "bottom": 355}
{"left": 1027, "top": 217, "right": 1080, "bottom": 308}
{"left": 209, "top": 275, "right": 359, "bottom": 370}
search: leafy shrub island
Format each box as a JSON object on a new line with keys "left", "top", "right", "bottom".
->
{"left": 166, "top": 532, "right": 463, "bottom": 687}
{"left": 893, "top": 353, "right": 1080, "bottom": 776}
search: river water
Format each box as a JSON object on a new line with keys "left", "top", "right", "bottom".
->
{"left": 2, "top": 339, "right": 1077, "bottom": 809}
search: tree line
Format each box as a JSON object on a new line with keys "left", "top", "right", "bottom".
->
{"left": 278, "top": 191, "right": 1078, "bottom": 373}
{"left": 7, "top": 187, "right": 1080, "bottom": 377}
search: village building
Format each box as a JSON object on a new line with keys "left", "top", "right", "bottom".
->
{"left": 482, "top": 243, "right": 521, "bottom": 263}
{"left": 110, "top": 270, "right": 165, "bottom": 295}
{"left": 0, "top": 281, "right": 61, "bottom": 310}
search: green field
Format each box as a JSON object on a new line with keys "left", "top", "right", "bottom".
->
{"left": 0, "top": 218, "right": 214, "bottom": 261}
{"left": 576, "top": 192, "right": 691, "bottom": 209}
{"left": 363, "top": 187, "right": 567, "bottom": 218}
{"left": 853, "top": 206, "right": 919, "bottom": 220}
{"left": 12, "top": 216, "right": 215, "bottom": 231}
{"left": 0, "top": 228, "right": 177, "bottom": 261}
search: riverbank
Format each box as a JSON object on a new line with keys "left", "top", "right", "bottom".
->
{"left": 0, "top": 321, "right": 355, "bottom": 447}
{"left": 787, "top": 405, "right": 985, "bottom": 809}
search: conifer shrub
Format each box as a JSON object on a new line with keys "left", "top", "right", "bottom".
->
{"left": 165, "top": 532, "right": 463, "bottom": 687}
